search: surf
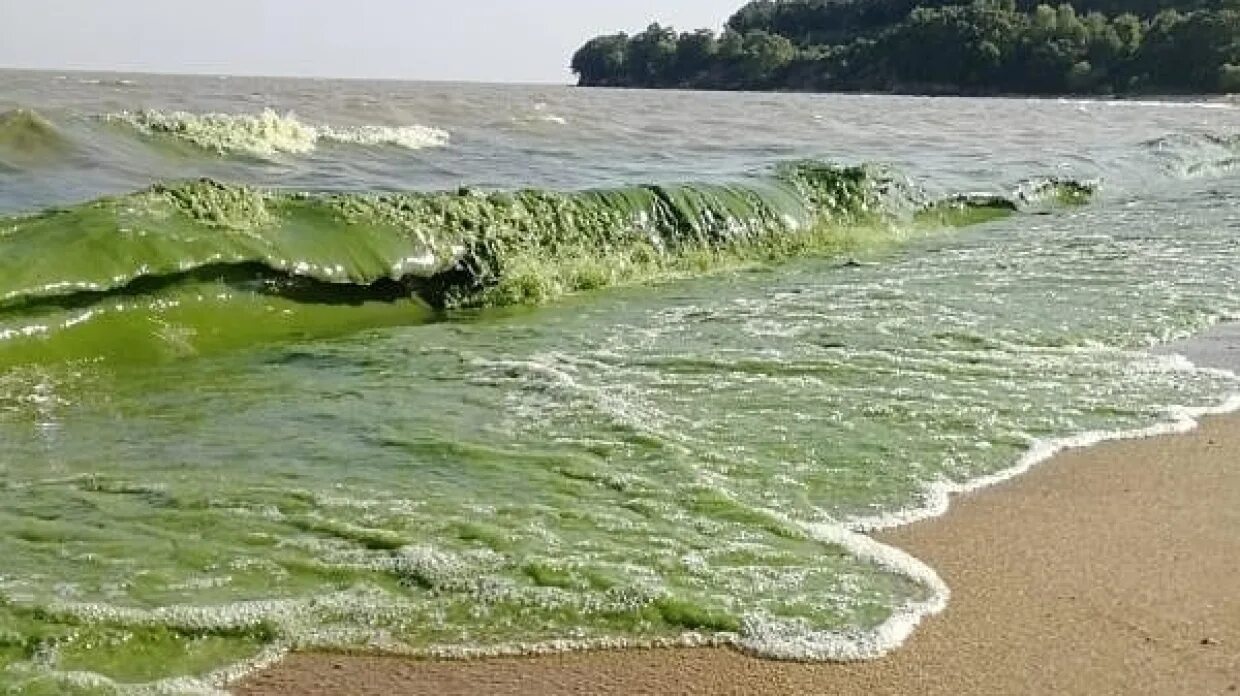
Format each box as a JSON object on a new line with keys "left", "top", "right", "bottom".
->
{"left": 103, "top": 108, "right": 450, "bottom": 158}
{"left": 0, "top": 163, "right": 1093, "bottom": 367}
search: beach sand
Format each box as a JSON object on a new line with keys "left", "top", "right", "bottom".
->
{"left": 235, "top": 333, "right": 1240, "bottom": 696}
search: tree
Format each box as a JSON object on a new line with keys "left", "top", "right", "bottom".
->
{"left": 571, "top": 34, "right": 630, "bottom": 86}
{"left": 571, "top": 0, "right": 1240, "bottom": 94}
{"left": 1136, "top": 9, "right": 1238, "bottom": 89}
{"left": 737, "top": 30, "right": 797, "bottom": 84}
{"left": 1111, "top": 13, "right": 1144, "bottom": 54}
{"left": 676, "top": 29, "right": 720, "bottom": 81}
{"left": 626, "top": 24, "right": 680, "bottom": 86}
{"left": 1221, "top": 63, "right": 1240, "bottom": 91}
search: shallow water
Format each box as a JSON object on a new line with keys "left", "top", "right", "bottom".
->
{"left": 1, "top": 70, "right": 1239, "bottom": 694}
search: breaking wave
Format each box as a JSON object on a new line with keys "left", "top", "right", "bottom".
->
{"left": 0, "top": 161, "right": 1092, "bottom": 366}
{"left": 103, "top": 108, "right": 451, "bottom": 157}
{"left": 1145, "top": 132, "right": 1240, "bottom": 178}
{"left": 0, "top": 109, "right": 74, "bottom": 166}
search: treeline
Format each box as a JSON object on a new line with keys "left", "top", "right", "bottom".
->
{"left": 571, "top": 0, "right": 1240, "bottom": 94}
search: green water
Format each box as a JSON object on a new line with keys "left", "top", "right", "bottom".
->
{"left": 3, "top": 181, "right": 1238, "bottom": 692}
{"left": 0, "top": 163, "right": 1039, "bottom": 368}
{"left": 1, "top": 74, "right": 1239, "bottom": 694}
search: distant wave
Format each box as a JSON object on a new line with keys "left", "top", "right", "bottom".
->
{"left": 0, "top": 109, "right": 74, "bottom": 165}
{"left": 316, "top": 122, "right": 452, "bottom": 150}
{"left": 104, "top": 108, "right": 450, "bottom": 157}
{"left": 1145, "top": 132, "right": 1240, "bottom": 178}
{"left": 505, "top": 102, "right": 569, "bottom": 128}
{"left": 532, "top": 102, "right": 568, "bottom": 125}
{"left": 1058, "top": 97, "right": 1236, "bottom": 111}
{"left": 77, "top": 78, "right": 138, "bottom": 87}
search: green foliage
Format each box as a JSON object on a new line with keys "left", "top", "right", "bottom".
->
{"left": 1222, "top": 63, "right": 1240, "bottom": 91}
{"left": 570, "top": 34, "right": 630, "bottom": 87}
{"left": 571, "top": 0, "right": 1240, "bottom": 94}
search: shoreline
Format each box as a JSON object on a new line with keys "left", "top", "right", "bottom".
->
{"left": 234, "top": 333, "right": 1240, "bottom": 695}
{"left": 573, "top": 83, "right": 1239, "bottom": 102}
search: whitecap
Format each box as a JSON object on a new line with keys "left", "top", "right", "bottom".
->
{"left": 104, "top": 108, "right": 450, "bottom": 157}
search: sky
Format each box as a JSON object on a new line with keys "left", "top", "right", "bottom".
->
{"left": 0, "top": 1, "right": 741, "bottom": 83}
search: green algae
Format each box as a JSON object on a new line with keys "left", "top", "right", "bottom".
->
{"left": 0, "top": 163, "right": 1094, "bottom": 369}
{"left": 522, "top": 562, "right": 583, "bottom": 590}
{"left": 651, "top": 598, "right": 741, "bottom": 633}
{"left": 0, "top": 600, "right": 269, "bottom": 690}
{"left": 914, "top": 194, "right": 1018, "bottom": 227}
{"left": 57, "top": 627, "right": 265, "bottom": 684}
{"left": 0, "top": 280, "right": 433, "bottom": 366}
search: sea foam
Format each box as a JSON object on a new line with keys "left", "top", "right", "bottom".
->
{"left": 105, "top": 108, "right": 450, "bottom": 157}
{"left": 744, "top": 356, "right": 1240, "bottom": 663}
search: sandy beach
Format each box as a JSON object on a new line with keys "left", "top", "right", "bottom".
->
{"left": 235, "top": 391, "right": 1240, "bottom": 693}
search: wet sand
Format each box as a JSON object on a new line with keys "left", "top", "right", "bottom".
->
{"left": 235, "top": 330, "right": 1240, "bottom": 695}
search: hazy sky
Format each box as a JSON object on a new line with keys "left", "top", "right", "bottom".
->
{"left": 0, "top": 1, "right": 741, "bottom": 83}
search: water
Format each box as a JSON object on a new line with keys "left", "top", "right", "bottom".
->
{"left": 1, "top": 69, "right": 1239, "bottom": 694}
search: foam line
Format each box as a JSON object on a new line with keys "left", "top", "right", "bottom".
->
{"left": 848, "top": 370, "right": 1240, "bottom": 534}
{"left": 206, "top": 360, "right": 1240, "bottom": 678}
{"left": 734, "top": 355, "right": 1240, "bottom": 663}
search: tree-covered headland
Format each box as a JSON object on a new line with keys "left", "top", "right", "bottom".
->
{"left": 571, "top": 0, "right": 1240, "bottom": 94}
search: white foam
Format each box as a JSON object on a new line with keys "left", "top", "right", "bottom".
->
{"left": 734, "top": 515, "right": 950, "bottom": 661}
{"left": 512, "top": 102, "right": 569, "bottom": 127}
{"left": 6, "top": 348, "right": 1239, "bottom": 689}
{"left": 105, "top": 109, "right": 450, "bottom": 157}
{"left": 2, "top": 642, "right": 287, "bottom": 695}
{"left": 318, "top": 123, "right": 450, "bottom": 150}
{"left": 1058, "top": 97, "right": 1235, "bottom": 110}
{"left": 727, "top": 355, "right": 1240, "bottom": 663}
{"left": 848, "top": 382, "right": 1240, "bottom": 534}
{"left": 14, "top": 357, "right": 1237, "bottom": 690}
{"left": 460, "top": 338, "right": 1240, "bottom": 661}
{"left": 421, "top": 349, "right": 1240, "bottom": 664}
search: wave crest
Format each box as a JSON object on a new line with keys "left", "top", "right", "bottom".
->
{"left": 0, "top": 109, "right": 74, "bottom": 165}
{"left": 317, "top": 123, "right": 452, "bottom": 150}
{"left": 0, "top": 162, "right": 1100, "bottom": 367}
{"left": 104, "top": 108, "right": 450, "bottom": 157}
{"left": 0, "top": 164, "right": 1093, "bottom": 312}
{"left": 1145, "top": 132, "right": 1240, "bottom": 178}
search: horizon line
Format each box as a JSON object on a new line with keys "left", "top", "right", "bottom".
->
{"left": 0, "top": 64, "right": 577, "bottom": 86}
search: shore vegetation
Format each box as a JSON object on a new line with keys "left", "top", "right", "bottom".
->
{"left": 572, "top": 0, "right": 1240, "bottom": 94}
